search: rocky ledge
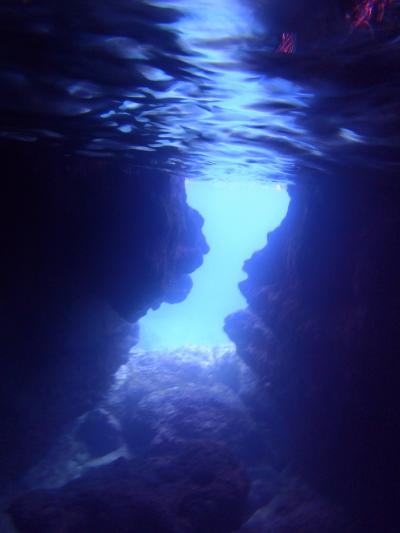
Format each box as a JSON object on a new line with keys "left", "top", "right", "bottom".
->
{"left": 6, "top": 346, "right": 346, "bottom": 532}
{"left": 0, "top": 143, "right": 208, "bottom": 488}
{"left": 225, "top": 178, "right": 400, "bottom": 531}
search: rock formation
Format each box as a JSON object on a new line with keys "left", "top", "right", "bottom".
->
{"left": 0, "top": 142, "right": 208, "bottom": 488}
{"left": 7, "top": 346, "right": 345, "bottom": 532}
{"left": 8, "top": 440, "right": 249, "bottom": 533}
{"left": 225, "top": 177, "right": 400, "bottom": 531}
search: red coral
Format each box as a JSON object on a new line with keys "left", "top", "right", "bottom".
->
{"left": 347, "top": 0, "right": 392, "bottom": 31}
{"left": 276, "top": 32, "right": 296, "bottom": 54}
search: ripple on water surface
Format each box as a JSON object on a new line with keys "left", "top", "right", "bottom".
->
{"left": 1, "top": 0, "right": 399, "bottom": 183}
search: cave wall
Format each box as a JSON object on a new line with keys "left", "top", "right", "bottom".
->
{"left": 0, "top": 143, "right": 208, "bottom": 487}
{"left": 225, "top": 177, "right": 400, "bottom": 530}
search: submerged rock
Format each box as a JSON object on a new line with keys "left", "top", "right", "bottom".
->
{"left": 245, "top": 466, "right": 285, "bottom": 517}
{"left": 240, "top": 484, "right": 347, "bottom": 533}
{"left": 0, "top": 146, "right": 208, "bottom": 488}
{"left": 76, "top": 409, "right": 122, "bottom": 458}
{"left": 8, "top": 440, "right": 249, "bottom": 533}
{"left": 107, "top": 346, "right": 269, "bottom": 463}
{"left": 124, "top": 383, "right": 256, "bottom": 457}
{"left": 16, "top": 345, "right": 265, "bottom": 498}
{"left": 109, "top": 345, "right": 239, "bottom": 404}
{"left": 225, "top": 180, "right": 400, "bottom": 530}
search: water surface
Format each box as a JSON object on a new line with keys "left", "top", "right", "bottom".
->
{"left": 3, "top": 0, "right": 398, "bottom": 184}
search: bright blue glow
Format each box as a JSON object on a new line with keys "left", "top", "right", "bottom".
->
{"left": 80, "top": 0, "right": 312, "bottom": 181}
{"left": 143, "top": 0, "right": 310, "bottom": 182}
{"left": 137, "top": 180, "right": 289, "bottom": 349}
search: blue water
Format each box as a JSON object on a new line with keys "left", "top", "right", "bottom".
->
{"left": 137, "top": 180, "right": 289, "bottom": 349}
{"left": 2, "top": 0, "right": 398, "bottom": 341}
{"left": 2, "top": 0, "right": 398, "bottom": 183}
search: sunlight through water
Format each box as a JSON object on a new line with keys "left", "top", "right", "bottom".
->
{"left": 145, "top": 0, "right": 311, "bottom": 181}
{"left": 0, "top": 0, "right": 312, "bottom": 183}
{"left": 137, "top": 179, "right": 289, "bottom": 349}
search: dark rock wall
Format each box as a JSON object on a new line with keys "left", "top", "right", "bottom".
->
{"left": 3, "top": 135, "right": 399, "bottom": 533}
{"left": 8, "top": 441, "right": 249, "bottom": 533}
{"left": 0, "top": 143, "right": 208, "bottom": 487}
{"left": 225, "top": 178, "right": 400, "bottom": 530}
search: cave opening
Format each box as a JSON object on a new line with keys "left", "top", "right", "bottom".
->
{"left": 2, "top": 0, "right": 400, "bottom": 529}
{"left": 136, "top": 179, "right": 289, "bottom": 351}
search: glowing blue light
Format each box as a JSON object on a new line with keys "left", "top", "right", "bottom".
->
{"left": 137, "top": 180, "right": 289, "bottom": 349}
{"left": 117, "top": 125, "right": 132, "bottom": 133}
{"left": 143, "top": 0, "right": 311, "bottom": 181}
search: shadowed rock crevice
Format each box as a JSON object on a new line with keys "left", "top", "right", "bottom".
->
{"left": 8, "top": 441, "right": 249, "bottom": 533}
{"left": 225, "top": 178, "right": 400, "bottom": 531}
{"left": 7, "top": 346, "right": 346, "bottom": 532}
{"left": 0, "top": 143, "right": 208, "bottom": 488}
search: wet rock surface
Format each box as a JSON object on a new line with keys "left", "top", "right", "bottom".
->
{"left": 107, "top": 346, "right": 268, "bottom": 463}
{"left": 225, "top": 179, "right": 400, "bottom": 531}
{"left": 8, "top": 441, "right": 249, "bottom": 533}
{"left": 75, "top": 409, "right": 122, "bottom": 458}
{"left": 0, "top": 144, "right": 208, "bottom": 488}
{"left": 5, "top": 345, "right": 346, "bottom": 533}
{"left": 240, "top": 482, "right": 348, "bottom": 533}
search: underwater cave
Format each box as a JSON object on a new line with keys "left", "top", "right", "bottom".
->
{"left": 1, "top": 1, "right": 400, "bottom": 532}
{"left": 137, "top": 180, "right": 289, "bottom": 349}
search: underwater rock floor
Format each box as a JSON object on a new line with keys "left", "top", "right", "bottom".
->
{"left": 5, "top": 346, "right": 346, "bottom": 532}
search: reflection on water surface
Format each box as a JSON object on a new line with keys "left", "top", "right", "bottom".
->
{"left": 1, "top": 0, "right": 399, "bottom": 183}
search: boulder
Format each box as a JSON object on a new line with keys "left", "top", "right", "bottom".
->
{"left": 76, "top": 409, "right": 122, "bottom": 458}
{"left": 241, "top": 480, "right": 348, "bottom": 533}
{"left": 8, "top": 440, "right": 249, "bottom": 533}
{"left": 117, "top": 382, "right": 264, "bottom": 463}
